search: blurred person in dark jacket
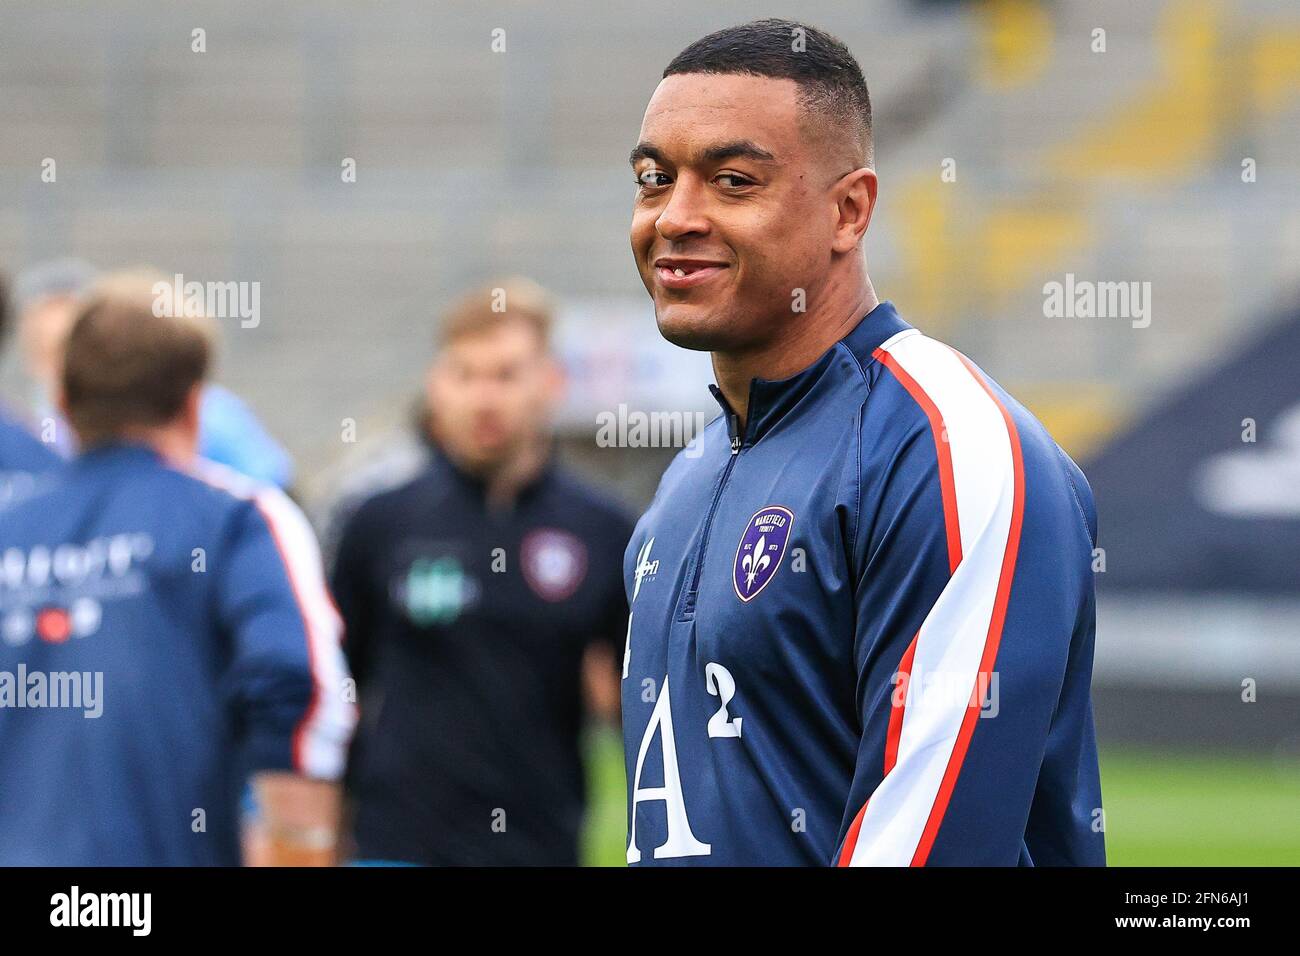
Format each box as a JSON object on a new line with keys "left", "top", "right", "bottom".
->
{"left": 332, "top": 279, "right": 632, "bottom": 865}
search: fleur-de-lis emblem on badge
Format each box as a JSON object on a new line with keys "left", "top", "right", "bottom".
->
{"left": 741, "top": 534, "right": 771, "bottom": 593}
{"left": 733, "top": 506, "right": 794, "bottom": 603}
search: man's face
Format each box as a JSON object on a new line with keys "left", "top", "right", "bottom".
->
{"left": 630, "top": 73, "right": 842, "bottom": 354}
{"left": 426, "top": 319, "right": 561, "bottom": 473}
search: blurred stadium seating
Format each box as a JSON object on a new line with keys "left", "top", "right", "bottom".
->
{"left": 2, "top": 0, "right": 1298, "bottom": 865}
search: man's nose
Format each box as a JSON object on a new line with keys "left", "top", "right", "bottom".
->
{"left": 655, "top": 176, "right": 711, "bottom": 241}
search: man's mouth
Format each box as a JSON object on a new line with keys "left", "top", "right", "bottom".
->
{"left": 653, "top": 257, "right": 729, "bottom": 290}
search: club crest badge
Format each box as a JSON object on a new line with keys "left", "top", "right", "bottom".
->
{"left": 522, "top": 528, "right": 588, "bottom": 603}
{"left": 733, "top": 505, "right": 794, "bottom": 602}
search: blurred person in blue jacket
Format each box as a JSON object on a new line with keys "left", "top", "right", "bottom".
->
{"left": 0, "top": 275, "right": 354, "bottom": 865}
{"left": 13, "top": 260, "right": 293, "bottom": 488}
{"left": 0, "top": 268, "right": 63, "bottom": 509}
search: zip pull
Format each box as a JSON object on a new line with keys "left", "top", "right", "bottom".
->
{"left": 730, "top": 435, "right": 741, "bottom": 455}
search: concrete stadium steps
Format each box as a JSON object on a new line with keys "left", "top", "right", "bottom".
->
{"left": 866, "top": 0, "right": 1300, "bottom": 455}
{"left": 0, "top": 1, "right": 960, "bottom": 170}
{"left": 1, "top": 0, "right": 1298, "bottom": 477}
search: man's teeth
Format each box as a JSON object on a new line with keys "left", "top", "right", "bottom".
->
{"left": 674, "top": 268, "right": 686, "bottom": 277}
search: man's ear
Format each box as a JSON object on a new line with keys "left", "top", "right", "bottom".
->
{"left": 831, "top": 167, "right": 877, "bottom": 254}
{"left": 543, "top": 354, "right": 567, "bottom": 407}
{"left": 424, "top": 357, "right": 442, "bottom": 413}
{"left": 182, "top": 383, "right": 204, "bottom": 436}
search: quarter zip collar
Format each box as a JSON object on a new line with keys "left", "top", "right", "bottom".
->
{"left": 429, "top": 439, "right": 556, "bottom": 512}
{"left": 708, "top": 300, "right": 910, "bottom": 449}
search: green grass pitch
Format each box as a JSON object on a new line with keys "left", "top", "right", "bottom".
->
{"left": 580, "top": 728, "right": 1300, "bottom": 866}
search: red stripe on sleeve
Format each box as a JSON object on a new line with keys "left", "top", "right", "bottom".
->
{"left": 908, "top": 349, "right": 1025, "bottom": 866}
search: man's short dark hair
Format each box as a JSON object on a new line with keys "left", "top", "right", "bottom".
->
{"left": 63, "top": 279, "right": 212, "bottom": 447}
{"left": 664, "top": 18, "right": 873, "bottom": 167}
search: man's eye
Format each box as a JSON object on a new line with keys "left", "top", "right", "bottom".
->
{"left": 715, "top": 173, "right": 754, "bottom": 189}
{"left": 636, "top": 169, "right": 670, "bottom": 188}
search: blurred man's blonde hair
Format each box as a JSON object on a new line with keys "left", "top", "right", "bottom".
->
{"left": 436, "top": 277, "right": 555, "bottom": 351}
{"left": 62, "top": 270, "right": 214, "bottom": 447}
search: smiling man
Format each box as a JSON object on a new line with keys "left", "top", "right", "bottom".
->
{"left": 621, "top": 19, "right": 1105, "bottom": 866}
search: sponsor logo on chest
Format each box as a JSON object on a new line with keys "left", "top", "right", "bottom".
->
{"left": 632, "top": 537, "right": 658, "bottom": 600}
{"left": 394, "top": 556, "right": 477, "bottom": 626}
